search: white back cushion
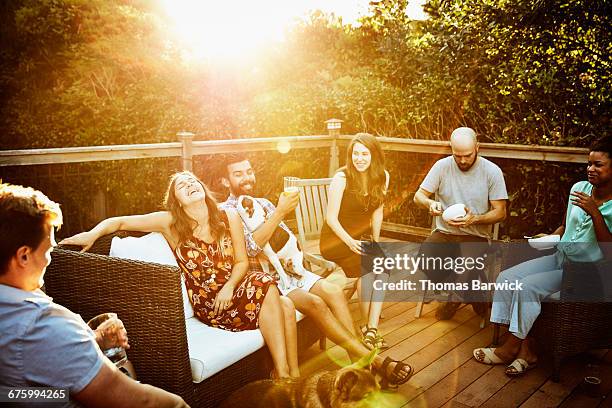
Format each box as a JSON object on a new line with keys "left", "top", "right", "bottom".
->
{"left": 109, "top": 232, "right": 195, "bottom": 320}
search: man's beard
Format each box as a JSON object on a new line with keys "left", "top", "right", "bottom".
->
{"left": 456, "top": 157, "right": 477, "bottom": 171}
{"left": 235, "top": 181, "right": 255, "bottom": 196}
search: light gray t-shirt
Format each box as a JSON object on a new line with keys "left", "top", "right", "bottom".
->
{"left": 420, "top": 156, "right": 508, "bottom": 238}
{"left": 0, "top": 284, "right": 105, "bottom": 394}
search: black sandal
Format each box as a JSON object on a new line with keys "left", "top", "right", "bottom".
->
{"left": 378, "top": 357, "right": 412, "bottom": 390}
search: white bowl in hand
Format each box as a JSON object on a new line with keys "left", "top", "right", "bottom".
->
{"left": 442, "top": 203, "right": 467, "bottom": 222}
{"left": 528, "top": 234, "right": 560, "bottom": 250}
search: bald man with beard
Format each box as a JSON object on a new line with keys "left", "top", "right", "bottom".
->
{"left": 413, "top": 127, "right": 508, "bottom": 320}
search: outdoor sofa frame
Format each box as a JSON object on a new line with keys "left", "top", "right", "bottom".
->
{"left": 44, "top": 231, "right": 322, "bottom": 408}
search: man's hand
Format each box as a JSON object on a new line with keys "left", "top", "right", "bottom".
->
{"left": 447, "top": 207, "right": 477, "bottom": 228}
{"left": 95, "top": 316, "right": 129, "bottom": 350}
{"left": 276, "top": 191, "right": 299, "bottom": 217}
{"left": 429, "top": 200, "right": 442, "bottom": 216}
{"left": 212, "top": 283, "right": 235, "bottom": 316}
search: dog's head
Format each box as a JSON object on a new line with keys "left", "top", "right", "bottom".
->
{"left": 237, "top": 195, "right": 267, "bottom": 232}
{"left": 238, "top": 195, "right": 255, "bottom": 218}
{"left": 329, "top": 365, "right": 380, "bottom": 408}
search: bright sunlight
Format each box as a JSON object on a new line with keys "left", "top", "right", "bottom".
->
{"left": 161, "top": 0, "right": 427, "bottom": 61}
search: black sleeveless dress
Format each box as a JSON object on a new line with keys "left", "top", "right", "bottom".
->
{"left": 319, "top": 176, "right": 377, "bottom": 278}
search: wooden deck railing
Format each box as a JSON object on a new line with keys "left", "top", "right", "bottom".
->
{"left": 0, "top": 133, "right": 589, "bottom": 168}
{"left": 0, "top": 122, "right": 590, "bottom": 238}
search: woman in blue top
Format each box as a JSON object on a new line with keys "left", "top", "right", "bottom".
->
{"left": 473, "top": 136, "right": 612, "bottom": 376}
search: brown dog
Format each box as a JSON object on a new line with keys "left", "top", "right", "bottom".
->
{"left": 220, "top": 365, "right": 380, "bottom": 408}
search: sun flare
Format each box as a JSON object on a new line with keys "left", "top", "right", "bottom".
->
{"left": 161, "top": 0, "right": 427, "bottom": 62}
{"left": 161, "top": 1, "right": 303, "bottom": 61}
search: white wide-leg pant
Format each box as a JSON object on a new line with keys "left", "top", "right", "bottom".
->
{"left": 490, "top": 252, "right": 563, "bottom": 339}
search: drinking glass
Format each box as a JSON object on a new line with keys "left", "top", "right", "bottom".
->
{"left": 283, "top": 177, "right": 299, "bottom": 196}
{"left": 87, "top": 312, "right": 128, "bottom": 367}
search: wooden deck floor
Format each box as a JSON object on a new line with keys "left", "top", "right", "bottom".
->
{"left": 298, "top": 237, "right": 611, "bottom": 407}
{"left": 297, "top": 293, "right": 611, "bottom": 407}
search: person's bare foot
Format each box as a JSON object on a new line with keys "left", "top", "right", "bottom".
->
{"left": 474, "top": 334, "right": 521, "bottom": 363}
{"left": 514, "top": 338, "right": 538, "bottom": 365}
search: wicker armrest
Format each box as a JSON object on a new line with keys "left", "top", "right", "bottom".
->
{"left": 561, "top": 259, "right": 612, "bottom": 302}
{"left": 44, "top": 247, "right": 192, "bottom": 399}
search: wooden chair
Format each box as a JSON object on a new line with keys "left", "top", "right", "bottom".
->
{"left": 414, "top": 217, "right": 501, "bottom": 329}
{"left": 285, "top": 176, "right": 337, "bottom": 277}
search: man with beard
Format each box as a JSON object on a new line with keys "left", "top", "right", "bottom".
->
{"left": 414, "top": 127, "right": 508, "bottom": 320}
{"left": 218, "top": 155, "right": 413, "bottom": 388}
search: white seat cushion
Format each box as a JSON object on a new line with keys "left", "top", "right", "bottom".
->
{"left": 187, "top": 310, "right": 306, "bottom": 383}
{"left": 109, "top": 232, "right": 194, "bottom": 319}
{"left": 108, "top": 232, "right": 310, "bottom": 383}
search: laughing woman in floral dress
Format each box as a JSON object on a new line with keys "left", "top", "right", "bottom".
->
{"left": 62, "top": 171, "right": 299, "bottom": 378}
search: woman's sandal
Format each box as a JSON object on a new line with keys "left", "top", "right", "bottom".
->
{"left": 361, "top": 325, "right": 389, "bottom": 351}
{"left": 473, "top": 347, "right": 505, "bottom": 365}
{"left": 505, "top": 358, "right": 537, "bottom": 377}
{"left": 377, "top": 357, "right": 413, "bottom": 390}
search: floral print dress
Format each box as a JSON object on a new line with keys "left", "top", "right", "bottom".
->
{"left": 174, "top": 218, "right": 275, "bottom": 331}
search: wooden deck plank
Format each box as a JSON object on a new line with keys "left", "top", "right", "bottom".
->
{"left": 408, "top": 356, "right": 491, "bottom": 407}
{"left": 297, "top": 296, "right": 609, "bottom": 408}
{"left": 395, "top": 314, "right": 484, "bottom": 374}
{"left": 400, "top": 326, "right": 494, "bottom": 405}
{"left": 301, "top": 301, "right": 440, "bottom": 376}
{"left": 518, "top": 354, "right": 602, "bottom": 408}
{"left": 479, "top": 361, "right": 552, "bottom": 408}
{"left": 380, "top": 305, "right": 480, "bottom": 362}
{"left": 451, "top": 363, "right": 512, "bottom": 407}
{"left": 558, "top": 350, "right": 612, "bottom": 408}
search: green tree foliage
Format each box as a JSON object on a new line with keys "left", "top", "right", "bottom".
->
{"left": 416, "top": 0, "right": 611, "bottom": 144}
{"left": 2, "top": 0, "right": 608, "bottom": 147}
{"left": 1, "top": 0, "right": 608, "bottom": 237}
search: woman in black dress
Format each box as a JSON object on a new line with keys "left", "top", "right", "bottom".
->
{"left": 320, "top": 133, "right": 391, "bottom": 351}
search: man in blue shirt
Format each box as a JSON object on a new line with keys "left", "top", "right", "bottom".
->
{"left": 0, "top": 183, "right": 188, "bottom": 408}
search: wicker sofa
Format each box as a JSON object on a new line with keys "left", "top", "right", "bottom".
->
{"left": 44, "top": 232, "right": 322, "bottom": 408}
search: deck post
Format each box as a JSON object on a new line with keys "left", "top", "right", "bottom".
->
{"left": 325, "top": 119, "right": 343, "bottom": 177}
{"left": 177, "top": 131, "right": 195, "bottom": 172}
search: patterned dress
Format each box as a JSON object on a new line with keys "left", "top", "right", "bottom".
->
{"left": 174, "top": 215, "right": 275, "bottom": 331}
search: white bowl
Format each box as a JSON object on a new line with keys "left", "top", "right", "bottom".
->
{"left": 442, "top": 203, "right": 467, "bottom": 222}
{"left": 528, "top": 234, "right": 560, "bottom": 250}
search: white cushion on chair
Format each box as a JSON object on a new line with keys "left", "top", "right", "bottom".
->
{"left": 186, "top": 310, "right": 306, "bottom": 383}
{"left": 109, "top": 232, "right": 195, "bottom": 320}
{"left": 185, "top": 317, "right": 264, "bottom": 383}
{"left": 109, "top": 232, "right": 309, "bottom": 383}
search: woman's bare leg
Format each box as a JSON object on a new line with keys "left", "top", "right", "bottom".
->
{"left": 310, "top": 279, "right": 357, "bottom": 336}
{"left": 366, "top": 272, "right": 388, "bottom": 329}
{"left": 515, "top": 337, "right": 538, "bottom": 364}
{"left": 258, "top": 285, "right": 290, "bottom": 378}
{"left": 357, "top": 279, "right": 371, "bottom": 325}
{"left": 279, "top": 296, "right": 300, "bottom": 377}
